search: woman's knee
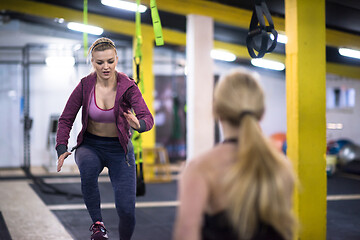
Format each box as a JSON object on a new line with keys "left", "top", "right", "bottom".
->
{"left": 75, "top": 147, "right": 102, "bottom": 172}
{"left": 117, "top": 206, "right": 135, "bottom": 220}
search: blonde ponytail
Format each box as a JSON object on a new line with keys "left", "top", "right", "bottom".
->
{"left": 214, "top": 69, "right": 296, "bottom": 240}
{"left": 223, "top": 115, "right": 295, "bottom": 240}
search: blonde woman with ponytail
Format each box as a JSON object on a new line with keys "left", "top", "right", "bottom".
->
{"left": 174, "top": 69, "right": 296, "bottom": 240}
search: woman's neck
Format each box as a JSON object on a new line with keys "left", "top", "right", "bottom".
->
{"left": 97, "top": 73, "right": 117, "bottom": 88}
{"left": 220, "top": 120, "right": 239, "bottom": 141}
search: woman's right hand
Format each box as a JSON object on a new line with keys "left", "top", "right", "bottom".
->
{"left": 57, "top": 152, "right": 72, "bottom": 172}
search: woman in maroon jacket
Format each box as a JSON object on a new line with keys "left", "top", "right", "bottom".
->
{"left": 56, "top": 37, "right": 153, "bottom": 240}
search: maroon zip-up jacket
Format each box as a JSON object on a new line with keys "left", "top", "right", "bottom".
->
{"left": 55, "top": 71, "right": 154, "bottom": 157}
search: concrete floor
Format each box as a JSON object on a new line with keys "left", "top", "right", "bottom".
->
{"left": 0, "top": 165, "right": 180, "bottom": 240}
{"left": 1, "top": 166, "right": 360, "bottom": 240}
{"left": 0, "top": 180, "right": 73, "bottom": 240}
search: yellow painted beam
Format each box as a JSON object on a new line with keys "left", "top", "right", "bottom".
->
{"left": 138, "top": 34, "right": 155, "bottom": 150}
{"left": 0, "top": 1, "right": 137, "bottom": 36}
{"left": 3, "top": 0, "right": 360, "bottom": 50}
{"left": 142, "top": 0, "right": 360, "bottom": 49}
{"left": 285, "top": 0, "right": 327, "bottom": 239}
{"left": 326, "top": 29, "right": 360, "bottom": 50}
{"left": 1, "top": 0, "right": 358, "bottom": 80}
{"left": 0, "top": 1, "right": 282, "bottom": 60}
{"left": 327, "top": 63, "right": 360, "bottom": 80}
{"left": 133, "top": 33, "right": 156, "bottom": 181}
{"left": 0, "top": 0, "right": 190, "bottom": 47}
{"left": 143, "top": 0, "right": 285, "bottom": 34}
{"left": 214, "top": 41, "right": 360, "bottom": 81}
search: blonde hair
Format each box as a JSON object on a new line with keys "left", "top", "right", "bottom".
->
{"left": 213, "top": 69, "right": 296, "bottom": 240}
{"left": 88, "top": 37, "right": 117, "bottom": 59}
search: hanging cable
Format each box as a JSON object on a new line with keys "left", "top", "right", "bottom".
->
{"left": 22, "top": 167, "right": 83, "bottom": 199}
{"left": 83, "top": 0, "right": 88, "bottom": 57}
{"left": 132, "top": 0, "right": 146, "bottom": 196}
{"left": 132, "top": 0, "right": 164, "bottom": 196}
{"left": 246, "top": 0, "right": 278, "bottom": 58}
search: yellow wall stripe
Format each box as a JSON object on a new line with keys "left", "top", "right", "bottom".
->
{"left": 0, "top": 0, "right": 358, "bottom": 80}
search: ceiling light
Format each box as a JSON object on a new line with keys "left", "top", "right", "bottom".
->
{"left": 270, "top": 33, "right": 288, "bottom": 44}
{"left": 54, "top": 18, "right": 64, "bottom": 24}
{"left": 67, "top": 22, "right": 103, "bottom": 35}
{"left": 211, "top": 49, "right": 236, "bottom": 62}
{"left": 46, "top": 56, "right": 75, "bottom": 67}
{"left": 101, "top": 0, "right": 147, "bottom": 13}
{"left": 338, "top": 48, "right": 360, "bottom": 60}
{"left": 73, "top": 44, "right": 82, "bottom": 51}
{"left": 251, "top": 59, "right": 285, "bottom": 71}
{"left": 327, "top": 123, "right": 343, "bottom": 130}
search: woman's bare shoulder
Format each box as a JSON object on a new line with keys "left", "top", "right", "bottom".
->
{"left": 185, "top": 144, "right": 235, "bottom": 173}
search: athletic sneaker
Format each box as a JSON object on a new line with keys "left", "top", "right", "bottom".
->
{"left": 89, "top": 221, "right": 109, "bottom": 240}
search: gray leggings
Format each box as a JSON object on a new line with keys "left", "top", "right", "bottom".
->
{"left": 75, "top": 132, "right": 136, "bottom": 240}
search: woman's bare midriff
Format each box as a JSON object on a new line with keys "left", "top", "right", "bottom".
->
{"left": 87, "top": 118, "right": 118, "bottom": 137}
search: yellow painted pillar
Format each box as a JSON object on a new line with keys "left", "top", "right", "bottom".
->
{"left": 285, "top": 0, "right": 327, "bottom": 239}
{"left": 132, "top": 32, "right": 155, "bottom": 181}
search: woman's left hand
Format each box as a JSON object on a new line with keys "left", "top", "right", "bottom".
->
{"left": 124, "top": 110, "right": 141, "bottom": 130}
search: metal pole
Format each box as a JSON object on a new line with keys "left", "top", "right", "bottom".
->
{"left": 22, "top": 45, "right": 31, "bottom": 169}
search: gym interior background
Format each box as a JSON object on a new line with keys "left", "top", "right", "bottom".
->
{"left": 0, "top": 0, "right": 360, "bottom": 239}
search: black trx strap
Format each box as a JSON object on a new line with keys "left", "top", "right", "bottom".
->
{"left": 246, "top": 0, "right": 278, "bottom": 58}
{"left": 134, "top": 57, "right": 141, "bottom": 85}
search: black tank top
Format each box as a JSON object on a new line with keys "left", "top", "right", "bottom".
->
{"left": 201, "top": 211, "right": 285, "bottom": 240}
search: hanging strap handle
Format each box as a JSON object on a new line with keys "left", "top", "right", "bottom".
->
{"left": 150, "top": 0, "right": 164, "bottom": 46}
{"left": 246, "top": 0, "right": 278, "bottom": 58}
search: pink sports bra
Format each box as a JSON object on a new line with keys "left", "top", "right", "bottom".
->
{"left": 88, "top": 89, "right": 116, "bottom": 123}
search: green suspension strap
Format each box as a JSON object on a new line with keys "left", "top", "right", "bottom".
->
{"left": 132, "top": 0, "right": 164, "bottom": 196}
{"left": 134, "top": 0, "right": 163, "bottom": 90}
{"left": 150, "top": 0, "right": 164, "bottom": 46}
{"left": 83, "top": 0, "right": 88, "bottom": 57}
{"left": 134, "top": 0, "right": 144, "bottom": 92}
{"left": 132, "top": 130, "right": 145, "bottom": 196}
{"left": 132, "top": 0, "right": 145, "bottom": 196}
